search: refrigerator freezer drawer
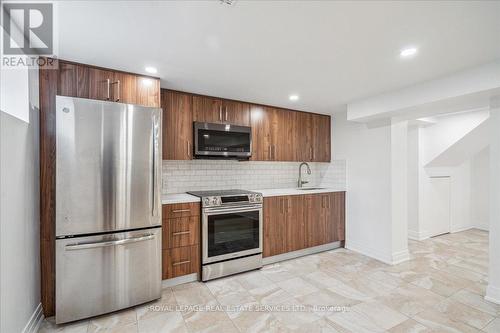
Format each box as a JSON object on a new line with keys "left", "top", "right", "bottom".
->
{"left": 56, "top": 228, "right": 162, "bottom": 324}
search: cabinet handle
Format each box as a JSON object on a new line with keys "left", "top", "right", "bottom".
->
{"left": 187, "top": 141, "right": 191, "bottom": 158}
{"left": 172, "top": 231, "right": 190, "bottom": 236}
{"left": 219, "top": 105, "right": 222, "bottom": 121}
{"left": 272, "top": 145, "right": 276, "bottom": 160}
{"left": 279, "top": 198, "right": 283, "bottom": 214}
{"left": 106, "top": 78, "right": 111, "bottom": 100}
{"left": 286, "top": 198, "right": 290, "bottom": 213}
{"left": 310, "top": 147, "right": 313, "bottom": 160}
{"left": 111, "top": 80, "right": 121, "bottom": 101}
{"left": 225, "top": 107, "right": 228, "bottom": 121}
{"left": 172, "top": 260, "right": 191, "bottom": 266}
{"left": 268, "top": 145, "right": 271, "bottom": 160}
{"left": 172, "top": 209, "right": 190, "bottom": 213}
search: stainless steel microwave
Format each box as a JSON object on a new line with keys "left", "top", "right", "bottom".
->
{"left": 194, "top": 122, "right": 252, "bottom": 159}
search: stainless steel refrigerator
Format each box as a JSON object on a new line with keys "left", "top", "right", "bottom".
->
{"left": 55, "top": 96, "right": 162, "bottom": 324}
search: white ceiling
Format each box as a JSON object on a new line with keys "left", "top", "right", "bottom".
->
{"left": 57, "top": 1, "right": 500, "bottom": 114}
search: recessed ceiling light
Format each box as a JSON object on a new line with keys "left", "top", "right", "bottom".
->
{"left": 145, "top": 66, "right": 157, "bottom": 74}
{"left": 289, "top": 94, "right": 299, "bottom": 101}
{"left": 400, "top": 47, "right": 418, "bottom": 58}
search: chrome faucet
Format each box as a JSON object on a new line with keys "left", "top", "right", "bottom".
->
{"left": 297, "top": 162, "right": 312, "bottom": 188}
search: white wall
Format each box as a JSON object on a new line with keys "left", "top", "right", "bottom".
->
{"left": 413, "top": 110, "right": 488, "bottom": 239}
{"left": 471, "top": 147, "right": 490, "bottom": 230}
{"left": 407, "top": 126, "right": 420, "bottom": 239}
{"left": 332, "top": 111, "right": 394, "bottom": 263}
{"left": 0, "top": 69, "right": 42, "bottom": 332}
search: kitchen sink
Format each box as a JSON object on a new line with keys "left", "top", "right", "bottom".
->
{"left": 297, "top": 187, "right": 326, "bottom": 191}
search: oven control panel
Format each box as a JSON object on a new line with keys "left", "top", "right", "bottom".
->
{"left": 202, "top": 193, "right": 263, "bottom": 207}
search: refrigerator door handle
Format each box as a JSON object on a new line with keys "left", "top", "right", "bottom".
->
{"left": 65, "top": 234, "right": 156, "bottom": 251}
{"left": 152, "top": 115, "right": 160, "bottom": 217}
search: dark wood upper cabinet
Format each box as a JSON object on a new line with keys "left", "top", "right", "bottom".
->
{"left": 112, "top": 72, "right": 137, "bottom": 105}
{"left": 251, "top": 105, "right": 278, "bottom": 161}
{"left": 193, "top": 95, "right": 223, "bottom": 124}
{"left": 136, "top": 76, "right": 160, "bottom": 108}
{"left": 193, "top": 95, "right": 250, "bottom": 126}
{"left": 311, "top": 114, "right": 331, "bottom": 162}
{"left": 55, "top": 60, "right": 160, "bottom": 108}
{"left": 222, "top": 99, "right": 250, "bottom": 126}
{"left": 161, "top": 90, "right": 193, "bottom": 160}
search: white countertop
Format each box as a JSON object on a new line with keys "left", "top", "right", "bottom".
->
{"left": 162, "top": 193, "right": 200, "bottom": 205}
{"left": 257, "top": 187, "right": 345, "bottom": 197}
{"left": 162, "top": 187, "right": 345, "bottom": 204}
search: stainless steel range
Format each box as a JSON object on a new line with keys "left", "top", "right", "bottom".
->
{"left": 187, "top": 189, "right": 263, "bottom": 281}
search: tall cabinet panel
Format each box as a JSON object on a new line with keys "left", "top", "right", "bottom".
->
{"left": 161, "top": 90, "right": 193, "bottom": 160}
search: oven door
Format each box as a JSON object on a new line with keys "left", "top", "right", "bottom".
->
{"left": 194, "top": 122, "right": 252, "bottom": 158}
{"left": 202, "top": 205, "right": 262, "bottom": 264}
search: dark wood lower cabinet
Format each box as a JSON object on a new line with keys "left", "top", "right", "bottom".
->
{"left": 263, "top": 196, "right": 287, "bottom": 257}
{"left": 264, "top": 192, "right": 345, "bottom": 257}
{"left": 162, "top": 245, "right": 200, "bottom": 280}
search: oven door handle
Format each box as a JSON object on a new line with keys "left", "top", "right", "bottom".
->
{"left": 203, "top": 205, "right": 262, "bottom": 214}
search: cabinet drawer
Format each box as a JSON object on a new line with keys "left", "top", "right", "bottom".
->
{"left": 162, "top": 202, "right": 200, "bottom": 219}
{"left": 163, "top": 216, "right": 199, "bottom": 249}
{"left": 162, "top": 245, "right": 200, "bottom": 279}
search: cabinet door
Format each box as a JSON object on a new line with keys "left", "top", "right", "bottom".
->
{"left": 136, "top": 76, "right": 160, "bottom": 107}
{"left": 222, "top": 100, "right": 250, "bottom": 126}
{"left": 193, "top": 95, "right": 223, "bottom": 124}
{"left": 286, "top": 195, "right": 307, "bottom": 252}
{"left": 311, "top": 114, "right": 331, "bottom": 162}
{"left": 329, "top": 192, "right": 345, "bottom": 242}
{"left": 251, "top": 105, "right": 276, "bottom": 161}
{"left": 274, "top": 109, "right": 295, "bottom": 161}
{"left": 58, "top": 62, "right": 89, "bottom": 98}
{"left": 305, "top": 194, "right": 328, "bottom": 247}
{"left": 162, "top": 245, "right": 200, "bottom": 279}
{"left": 294, "top": 112, "right": 313, "bottom": 162}
{"left": 112, "top": 72, "right": 137, "bottom": 105}
{"left": 89, "top": 67, "right": 114, "bottom": 101}
{"left": 161, "top": 90, "right": 193, "bottom": 160}
{"left": 263, "top": 196, "right": 287, "bottom": 257}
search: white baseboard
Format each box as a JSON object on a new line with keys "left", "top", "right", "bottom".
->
{"left": 162, "top": 273, "right": 198, "bottom": 288}
{"left": 408, "top": 229, "right": 429, "bottom": 241}
{"left": 346, "top": 239, "right": 409, "bottom": 265}
{"left": 22, "top": 303, "right": 44, "bottom": 333}
{"left": 485, "top": 284, "right": 500, "bottom": 305}
{"left": 451, "top": 226, "right": 489, "bottom": 233}
{"left": 391, "top": 249, "right": 410, "bottom": 265}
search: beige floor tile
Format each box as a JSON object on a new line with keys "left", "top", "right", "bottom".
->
{"left": 433, "top": 298, "right": 494, "bottom": 330}
{"left": 376, "top": 283, "right": 445, "bottom": 317}
{"left": 235, "top": 270, "right": 274, "bottom": 290}
{"left": 249, "top": 284, "right": 294, "bottom": 305}
{"left": 296, "top": 289, "right": 353, "bottom": 317}
{"left": 181, "top": 302, "right": 234, "bottom": 333}
{"left": 88, "top": 322, "right": 138, "bottom": 333}
{"left": 88, "top": 309, "right": 137, "bottom": 333}
{"left": 216, "top": 289, "right": 256, "bottom": 308}
{"left": 291, "top": 318, "right": 341, "bottom": 333}
{"left": 326, "top": 308, "right": 385, "bottom": 333}
{"left": 205, "top": 276, "right": 245, "bottom": 297}
{"left": 137, "top": 311, "right": 187, "bottom": 333}
{"left": 173, "top": 283, "right": 216, "bottom": 307}
{"left": 412, "top": 308, "right": 481, "bottom": 333}
{"left": 38, "top": 317, "right": 89, "bottom": 333}
{"left": 450, "top": 289, "right": 500, "bottom": 316}
{"left": 227, "top": 303, "right": 288, "bottom": 333}
{"left": 135, "top": 288, "right": 178, "bottom": 321}
{"left": 387, "top": 319, "right": 432, "bottom": 333}
{"left": 352, "top": 300, "right": 408, "bottom": 330}
{"left": 483, "top": 317, "right": 500, "bottom": 333}
{"left": 278, "top": 277, "right": 319, "bottom": 297}
{"left": 261, "top": 263, "right": 297, "bottom": 282}
{"left": 272, "top": 298, "right": 321, "bottom": 330}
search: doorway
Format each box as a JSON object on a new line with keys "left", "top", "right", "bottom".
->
{"left": 426, "top": 176, "right": 451, "bottom": 237}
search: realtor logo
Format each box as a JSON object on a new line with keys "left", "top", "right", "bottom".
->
{"left": 2, "top": 2, "right": 53, "bottom": 55}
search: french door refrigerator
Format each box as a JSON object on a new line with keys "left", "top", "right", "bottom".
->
{"left": 55, "top": 96, "right": 162, "bottom": 324}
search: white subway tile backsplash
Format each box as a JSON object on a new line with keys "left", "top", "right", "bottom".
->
{"left": 162, "top": 160, "right": 346, "bottom": 194}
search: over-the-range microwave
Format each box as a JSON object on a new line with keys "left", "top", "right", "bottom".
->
{"left": 194, "top": 122, "right": 252, "bottom": 159}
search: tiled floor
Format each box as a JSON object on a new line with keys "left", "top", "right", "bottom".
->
{"left": 39, "top": 228, "right": 500, "bottom": 333}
